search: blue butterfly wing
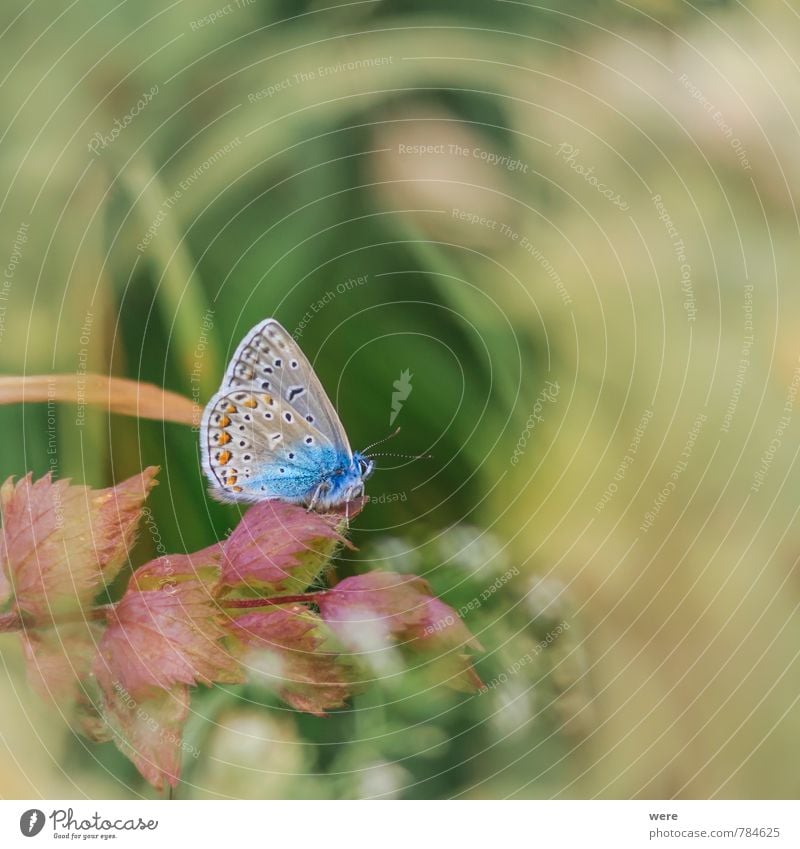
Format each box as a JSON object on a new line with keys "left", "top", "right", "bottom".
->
{"left": 201, "top": 319, "right": 352, "bottom": 503}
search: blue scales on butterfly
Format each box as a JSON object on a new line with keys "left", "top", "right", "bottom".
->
{"left": 200, "top": 318, "right": 373, "bottom": 510}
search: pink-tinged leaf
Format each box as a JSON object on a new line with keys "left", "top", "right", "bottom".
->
{"left": 93, "top": 662, "right": 189, "bottom": 791}
{"left": 0, "top": 552, "right": 9, "bottom": 608}
{"left": 131, "top": 544, "right": 224, "bottom": 592}
{"left": 95, "top": 573, "right": 243, "bottom": 700}
{"left": 0, "top": 468, "right": 158, "bottom": 619}
{"left": 318, "top": 572, "right": 433, "bottom": 639}
{"left": 230, "top": 607, "right": 357, "bottom": 716}
{"left": 417, "top": 597, "right": 484, "bottom": 652}
{"left": 76, "top": 677, "right": 115, "bottom": 744}
{"left": 402, "top": 596, "right": 484, "bottom": 692}
{"left": 318, "top": 572, "right": 483, "bottom": 692}
{"left": 22, "top": 622, "right": 104, "bottom": 702}
{"left": 220, "top": 501, "right": 351, "bottom": 595}
{"left": 89, "top": 467, "right": 160, "bottom": 581}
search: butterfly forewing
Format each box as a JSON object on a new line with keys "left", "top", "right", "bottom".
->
{"left": 222, "top": 318, "right": 351, "bottom": 455}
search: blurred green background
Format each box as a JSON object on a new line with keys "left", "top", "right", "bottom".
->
{"left": 2, "top": 0, "right": 800, "bottom": 799}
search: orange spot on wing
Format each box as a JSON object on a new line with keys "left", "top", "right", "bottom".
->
{"left": 218, "top": 450, "right": 231, "bottom": 465}
{"left": 243, "top": 397, "right": 258, "bottom": 408}
{"left": 226, "top": 475, "right": 237, "bottom": 486}
{"left": 218, "top": 432, "right": 232, "bottom": 445}
{"left": 226, "top": 404, "right": 237, "bottom": 413}
{"left": 219, "top": 415, "right": 231, "bottom": 427}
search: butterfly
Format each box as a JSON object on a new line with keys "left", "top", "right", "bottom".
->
{"left": 200, "top": 318, "right": 374, "bottom": 510}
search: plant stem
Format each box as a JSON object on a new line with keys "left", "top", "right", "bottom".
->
{"left": 220, "top": 592, "right": 328, "bottom": 610}
{"left": 0, "top": 593, "right": 325, "bottom": 633}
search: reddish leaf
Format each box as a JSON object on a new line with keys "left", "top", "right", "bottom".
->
{"left": 220, "top": 501, "right": 350, "bottom": 594}
{"left": 93, "top": 662, "right": 190, "bottom": 791}
{"left": 318, "top": 571, "right": 483, "bottom": 691}
{"left": 95, "top": 564, "right": 242, "bottom": 700}
{"left": 318, "top": 572, "right": 434, "bottom": 639}
{"left": 131, "top": 544, "right": 224, "bottom": 591}
{"left": 0, "top": 554, "right": 9, "bottom": 608}
{"left": 414, "top": 596, "right": 485, "bottom": 691}
{"left": 89, "top": 468, "right": 160, "bottom": 578}
{"left": 0, "top": 468, "right": 158, "bottom": 619}
{"left": 402, "top": 595, "right": 484, "bottom": 692}
{"left": 75, "top": 677, "right": 115, "bottom": 744}
{"left": 22, "top": 621, "right": 104, "bottom": 702}
{"left": 230, "top": 607, "right": 357, "bottom": 716}
{"left": 417, "top": 596, "right": 485, "bottom": 652}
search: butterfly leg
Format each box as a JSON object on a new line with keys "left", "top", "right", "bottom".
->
{"left": 343, "top": 482, "right": 363, "bottom": 524}
{"left": 307, "top": 483, "right": 322, "bottom": 512}
{"left": 307, "top": 480, "right": 330, "bottom": 512}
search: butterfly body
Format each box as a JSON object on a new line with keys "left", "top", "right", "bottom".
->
{"left": 244, "top": 447, "right": 373, "bottom": 508}
{"left": 200, "top": 318, "right": 373, "bottom": 510}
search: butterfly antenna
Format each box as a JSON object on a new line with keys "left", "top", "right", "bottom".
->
{"left": 366, "top": 451, "right": 433, "bottom": 461}
{"left": 361, "top": 426, "right": 402, "bottom": 455}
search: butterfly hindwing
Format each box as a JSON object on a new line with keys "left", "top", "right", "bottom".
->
{"left": 201, "top": 388, "right": 344, "bottom": 503}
